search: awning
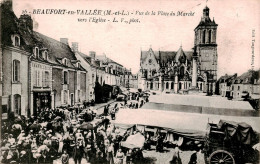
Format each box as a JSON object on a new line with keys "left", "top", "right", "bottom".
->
{"left": 121, "top": 133, "right": 145, "bottom": 149}
{"left": 114, "top": 109, "right": 260, "bottom": 141}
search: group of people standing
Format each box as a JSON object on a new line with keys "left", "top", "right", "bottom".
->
{"left": 1, "top": 90, "right": 151, "bottom": 164}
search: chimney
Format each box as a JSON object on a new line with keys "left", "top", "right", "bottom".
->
{"left": 60, "top": 38, "right": 68, "bottom": 45}
{"left": 19, "top": 14, "right": 33, "bottom": 31}
{"left": 71, "top": 42, "right": 78, "bottom": 52}
{"left": 3, "top": 0, "right": 13, "bottom": 11}
{"left": 89, "top": 51, "right": 96, "bottom": 60}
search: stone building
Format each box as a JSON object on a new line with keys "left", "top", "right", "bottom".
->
{"left": 138, "top": 6, "right": 218, "bottom": 94}
{"left": 217, "top": 74, "right": 237, "bottom": 97}
{"left": 230, "top": 70, "right": 260, "bottom": 99}
{"left": 1, "top": 1, "right": 30, "bottom": 116}
{"left": 218, "top": 70, "right": 260, "bottom": 99}
{"left": 1, "top": 0, "right": 87, "bottom": 116}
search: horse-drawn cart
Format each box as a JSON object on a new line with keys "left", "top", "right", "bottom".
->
{"left": 204, "top": 120, "right": 259, "bottom": 164}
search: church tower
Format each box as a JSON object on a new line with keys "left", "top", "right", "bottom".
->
{"left": 194, "top": 6, "right": 218, "bottom": 93}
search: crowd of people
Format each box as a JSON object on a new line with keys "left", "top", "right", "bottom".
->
{"left": 1, "top": 91, "right": 150, "bottom": 164}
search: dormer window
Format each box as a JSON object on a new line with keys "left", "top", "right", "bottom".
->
{"left": 63, "top": 58, "right": 68, "bottom": 66}
{"left": 76, "top": 62, "right": 80, "bottom": 68}
{"left": 43, "top": 51, "right": 48, "bottom": 60}
{"left": 12, "top": 35, "right": 20, "bottom": 47}
{"left": 15, "top": 36, "right": 20, "bottom": 46}
{"left": 34, "top": 47, "right": 39, "bottom": 57}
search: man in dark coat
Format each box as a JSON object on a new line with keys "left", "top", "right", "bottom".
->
{"left": 73, "top": 141, "right": 85, "bottom": 164}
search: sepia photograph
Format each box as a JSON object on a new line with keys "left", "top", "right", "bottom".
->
{"left": 0, "top": 0, "right": 260, "bottom": 163}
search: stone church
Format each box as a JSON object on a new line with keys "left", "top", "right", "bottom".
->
{"left": 138, "top": 6, "right": 218, "bottom": 94}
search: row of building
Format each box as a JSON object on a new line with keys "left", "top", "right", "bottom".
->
{"left": 0, "top": 0, "right": 137, "bottom": 117}
{"left": 217, "top": 70, "right": 260, "bottom": 100}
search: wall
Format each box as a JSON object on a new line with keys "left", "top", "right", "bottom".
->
{"left": 52, "top": 67, "right": 63, "bottom": 106}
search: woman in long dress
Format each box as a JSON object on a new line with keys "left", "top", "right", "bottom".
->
{"left": 115, "top": 148, "right": 124, "bottom": 164}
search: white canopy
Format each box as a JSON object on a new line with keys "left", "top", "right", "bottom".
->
{"left": 114, "top": 109, "right": 260, "bottom": 135}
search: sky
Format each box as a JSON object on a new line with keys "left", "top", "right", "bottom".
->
{"left": 12, "top": 0, "right": 260, "bottom": 77}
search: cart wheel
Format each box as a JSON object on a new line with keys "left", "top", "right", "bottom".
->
{"left": 209, "top": 150, "right": 235, "bottom": 164}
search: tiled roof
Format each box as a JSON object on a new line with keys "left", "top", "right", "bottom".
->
{"left": 2, "top": 4, "right": 85, "bottom": 71}
{"left": 78, "top": 51, "right": 101, "bottom": 68}
{"left": 234, "top": 70, "right": 260, "bottom": 84}
{"left": 141, "top": 48, "right": 193, "bottom": 64}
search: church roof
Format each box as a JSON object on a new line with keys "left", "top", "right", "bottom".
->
{"left": 141, "top": 48, "right": 193, "bottom": 64}
{"left": 195, "top": 6, "right": 217, "bottom": 30}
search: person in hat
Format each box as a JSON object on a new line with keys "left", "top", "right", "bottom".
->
{"left": 1, "top": 147, "right": 10, "bottom": 164}
{"left": 115, "top": 148, "right": 124, "bottom": 164}
{"left": 169, "top": 147, "right": 182, "bottom": 164}
{"left": 110, "top": 108, "right": 116, "bottom": 120}
{"left": 7, "top": 145, "right": 19, "bottom": 164}
{"left": 106, "top": 143, "right": 114, "bottom": 164}
{"left": 126, "top": 148, "right": 133, "bottom": 164}
{"left": 61, "top": 149, "right": 70, "bottom": 164}
{"left": 19, "top": 150, "right": 29, "bottom": 164}
{"left": 73, "top": 137, "right": 84, "bottom": 164}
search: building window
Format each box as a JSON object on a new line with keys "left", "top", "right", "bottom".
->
{"left": 63, "top": 58, "right": 68, "bottom": 66}
{"left": 166, "top": 82, "right": 169, "bottom": 89}
{"left": 180, "top": 67, "right": 184, "bottom": 76}
{"left": 171, "top": 82, "right": 174, "bottom": 89}
{"left": 35, "top": 47, "right": 39, "bottom": 57}
{"left": 238, "top": 86, "right": 240, "bottom": 91}
{"left": 202, "top": 30, "right": 206, "bottom": 43}
{"left": 43, "top": 51, "right": 48, "bottom": 60}
{"left": 63, "top": 90, "right": 68, "bottom": 104}
{"left": 208, "top": 30, "right": 211, "bottom": 43}
{"left": 44, "top": 71, "right": 50, "bottom": 87}
{"left": 14, "top": 94, "right": 21, "bottom": 114}
{"left": 13, "top": 60, "right": 20, "bottom": 82}
{"left": 64, "top": 71, "right": 68, "bottom": 84}
{"left": 14, "top": 36, "right": 20, "bottom": 46}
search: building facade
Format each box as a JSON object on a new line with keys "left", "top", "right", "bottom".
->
{"left": 218, "top": 70, "right": 260, "bottom": 99}
{"left": 1, "top": 1, "right": 87, "bottom": 117}
{"left": 1, "top": 1, "right": 30, "bottom": 116}
{"left": 138, "top": 6, "right": 218, "bottom": 94}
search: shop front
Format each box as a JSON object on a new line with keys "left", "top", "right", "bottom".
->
{"left": 33, "top": 91, "right": 51, "bottom": 116}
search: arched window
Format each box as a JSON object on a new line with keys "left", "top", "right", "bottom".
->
{"left": 166, "top": 82, "right": 169, "bottom": 89}
{"left": 64, "top": 71, "right": 68, "bottom": 84}
{"left": 180, "top": 66, "right": 185, "bottom": 76}
{"left": 35, "top": 47, "right": 39, "bottom": 57}
{"left": 171, "top": 82, "right": 174, "bottom": 89}
{"left": 202, "top": 30, "right": 206, "bottom": 43}
{"left": 43, "top": 51, "right": 48, "bottom": 60}
{"left": 64, "top": 59, "right": 68, "bottom": 66}
{"left": 150, "top": 82, "right": 153, "bottom": 89}
{"left": 208, "top": 30, "right": 211, "bottom": 43}
{"left": 14, "top": 36, "right": 20, "bottom": 46}
{"left": 13, "top": 60, "right": 20, "bottom": 82}
{"left": 147, "top": 82, "right": 149, "bottom": 89}
{"left": 174, "top": 67, "right": 178, "bottom": 75}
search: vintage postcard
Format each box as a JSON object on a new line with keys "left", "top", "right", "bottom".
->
{"left": 0, "top": 0, "right": 260, "bottom": 163}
